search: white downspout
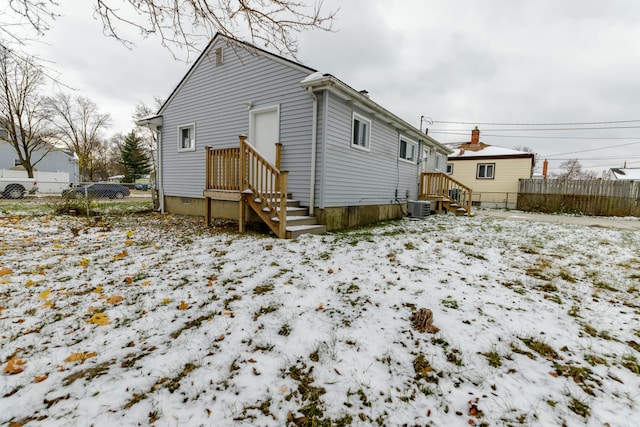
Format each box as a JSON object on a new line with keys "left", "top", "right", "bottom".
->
{"left": 307, "top": 87, "right": 318, "bottom": 215}
{"left": 157, "top": 128, "right": 165, "bottom": 213}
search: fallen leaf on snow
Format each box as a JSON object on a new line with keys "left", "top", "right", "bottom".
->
{"left": 178, "top": 300, "right": 189, "bottom": 310}
{"left": 64, "top": 352, "right": 97, "bottom": 363}
{"left": 4, "top": 355, "right": 26, "bottom": 374}
{"left": 161, "top": 298, "right": 172, "bottom": 305}
{"left": 112, "top": 250, "right": 128, "bottom": 261}
{"left": 34, "top": 374, "right": 48, "bottom": 383}
{"left": 38, "top": 289, "right": 51, "bottom": 299}
{"left": 0, "top": 267, "right": 13, "bottom": 276}
{"left": 107, "top": 295, "right": 123, "bottom": 304}
{"left": 87, "top": 313, "right": 110, "bottom": 326}
{"left": 80, "top": 258, "right": 91, "bottom": 267}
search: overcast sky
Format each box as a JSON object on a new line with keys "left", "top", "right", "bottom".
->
{"left": 24, "top": 0, "right": 640, "bottom": 175}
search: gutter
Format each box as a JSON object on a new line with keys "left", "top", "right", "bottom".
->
{"left": 300, "top": 74, "right": 452, "bottom": 155}
{"left": 135, "top": 115, "right": 164, "bottom": 213}
{"left": 307, "top": 87, "right": 318, "bottom": 215}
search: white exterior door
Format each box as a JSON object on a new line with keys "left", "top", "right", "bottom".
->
{"left": 249, "top": 106, "right": 280, "bottom": 166}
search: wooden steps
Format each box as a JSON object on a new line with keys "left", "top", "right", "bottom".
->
{"left": 248, "top": 193, "right": 326, "bottom": 239}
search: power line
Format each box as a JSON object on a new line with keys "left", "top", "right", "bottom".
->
{"left": 541, "top": 141, "right": 640, "bottom": 157}
{"left": 431, "top": 119, "right": 640, "bottom": 126}
{"left": 429, "top": 131, "right": 639, "bottom": 140}
{"left": 433, "top": 125, "right": 640, "bottom": 132}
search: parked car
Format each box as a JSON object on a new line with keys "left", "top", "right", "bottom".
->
{"left": 62, "top": 183, "right": 130, "bottom": 199}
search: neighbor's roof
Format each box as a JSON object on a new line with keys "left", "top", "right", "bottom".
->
{"left": 445, "top": 142, "right": 534, "bottom": 160}
{"left": 609, "top": 168, "right": 640, "bottom": 180}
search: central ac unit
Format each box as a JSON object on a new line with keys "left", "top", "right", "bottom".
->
{"left": 407, "top": 200, "right": 431, "bottom": 218}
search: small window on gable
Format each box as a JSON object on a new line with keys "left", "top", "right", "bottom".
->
{"left": 352, "top": 113, "right": 371, "bottom": 151}
{"left": 399, "top": 138, "right": 417, "bottom": 162}
{"left": 178, "top": 124, "right": 195, "bottom": 152}
{"left": 215, "top": 47, "right": 224, "bottom": 66}
{"left": 477, "top": 163, "right": 495, "bottom": 179}
{"left": 446, "top": 163, "right": 454, "bottom": 174}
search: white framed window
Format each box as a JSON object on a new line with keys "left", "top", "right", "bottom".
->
{"left": 177, "top": 123, "right": 196, "bottom": 152}
{"left": 352, "top": 112, "right": 371, "bottom": 151}
{"left": 477, "top": 163, "right": 495, "bottom": 179}
{"left": 446, "top": 163, "right": 454, "bottom": 174}
{"left": 399, "top": 137, "right": 417, "bottom": 163}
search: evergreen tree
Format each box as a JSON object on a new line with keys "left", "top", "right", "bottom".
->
{"left": 120, "top": 131, "right": 151, "bottom": 183}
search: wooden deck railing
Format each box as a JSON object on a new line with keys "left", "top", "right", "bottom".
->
{"left": 240, "top": 135, "right": 288, "bottom": 238}
{"left": 205, "top": 147, "right": 241, "bottom": 191}
{"left": 419, "top": 172, "right": 472, "bottom": 215}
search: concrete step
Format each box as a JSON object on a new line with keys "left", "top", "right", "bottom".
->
{"left": 271, "top": 215, "right": 320, "bottom": 226}
{"left": 286, "top": 224, "right": 327, "bottom": 239}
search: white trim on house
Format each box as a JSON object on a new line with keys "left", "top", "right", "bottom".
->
{"left": 351, "top": 112, "right": 371, "bottom": 152}
{"left": 477, "top": 163, "right": 495, "bottom": 179}
{"left": 399, "top": 136, "right": 418, "bottom": 163}
{"left": 177, "top": 123, "right": 196, "bottom": 152}
{"left": 301, "top": 73, "right": 452, "bottom": 158}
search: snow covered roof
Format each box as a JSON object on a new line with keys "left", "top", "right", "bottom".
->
{"left": 446, "top": 142, "right": 534, "bottom": 158}
{"left": 445, "top": 128, "right": 535, "bottom": 160}
{"left": 609, "top": 167, "right": 640, "bottom": 180}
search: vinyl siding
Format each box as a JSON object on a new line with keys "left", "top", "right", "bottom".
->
{"left": 319, "top": 93, "right": 420, "bottom": 207}
{"left": 160, "top": 38, "right": 314, "bottom": 202}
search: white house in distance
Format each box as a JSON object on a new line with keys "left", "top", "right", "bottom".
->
{"left": 607, "top": 168, "right": 640, "bottom": 181}
{"left": 0, "top": 141, "right": 80, "bottom": 193}
{"left": 445, "top": 127, "right": 535, "bottom": 209}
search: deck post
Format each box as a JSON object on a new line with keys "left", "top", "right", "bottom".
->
{"left": 278, "top": 171, "right": 288, "bottom": 238}
{"left": 275, "top": 142, "right": 282, "bottom": 170}
{"left": 239, "top": 135, "right": 248, "bottom": 233}
{"left": 205, "top": 147, "right": 211, "bottom": 226}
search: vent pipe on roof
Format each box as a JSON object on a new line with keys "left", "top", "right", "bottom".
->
{"left": 359, "top": 90, "right": 369, "bottom": 98}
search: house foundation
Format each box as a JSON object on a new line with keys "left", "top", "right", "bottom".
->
{"left": 164, "top": 196, "right": 404, "bottom": 231}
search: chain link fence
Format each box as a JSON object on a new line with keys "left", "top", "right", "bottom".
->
{"left": 0, "top": 181, "right": 157, "bottom": 216}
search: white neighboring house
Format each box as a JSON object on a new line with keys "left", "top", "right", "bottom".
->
{"left": 608, "top": 168, "right": 640, "bottom": 181}
{"left": 0, "top": 141, "right": 80, "bottom": 193}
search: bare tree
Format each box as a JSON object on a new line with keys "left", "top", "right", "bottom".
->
{"left": 514, "top": 145, "right": 539, "bottom": 170}
{"left": 0, "top": 47, "right": 55, "bottom": 178}
{"left": 4, "top": 0, "right": 337, "bottom": 59}
{"left": 554, "top": 159, "right": 598, "bottom": 180}
{"left": 47, "top": 92, "right": 112, "bottom": 181}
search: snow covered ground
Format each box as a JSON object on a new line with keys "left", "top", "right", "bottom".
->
{"left": 1, "top": 212, "right": 639, "bottom": 426}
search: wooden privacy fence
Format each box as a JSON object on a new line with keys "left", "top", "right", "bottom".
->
{"left": 517, "top": 179, "right": 640, "bottom": 217}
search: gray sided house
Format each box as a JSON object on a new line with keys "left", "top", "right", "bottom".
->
{"left": 0, "top": 141, "right": 79, "bottom": 182}
{"left": 139, "top": 34, "right": 452, "bottom": 237}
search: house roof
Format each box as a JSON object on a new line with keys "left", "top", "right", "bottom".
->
{"left": 444, "top": 127, "right": 535, "bottom": 161}
{"left": 446, "top": 142, "right": 534, "bottom": 159}
{"left": 151, "top": 33, "right": 451, "bottom": 154}
{"left": 300, "top": 73, "right": 450, "bottom": 153}
{"left": 609, "top": 168, "right": 640, "bottom": 180}
{"left": 156, "top": 34, "right": 317, "bottom": 117}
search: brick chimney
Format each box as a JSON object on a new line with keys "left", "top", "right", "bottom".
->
{"left": 471, "top": 126, "right": 480, "bottom": 145}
